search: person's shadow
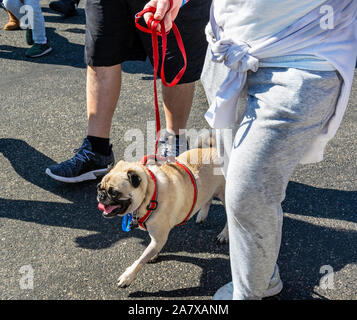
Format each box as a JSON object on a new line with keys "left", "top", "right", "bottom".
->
{"left": 122, "top": 59, "right": 154, "bottom": 78}
{"left": 276, "top": 182, "right": 357, "bottom": 299}
{"left": 41, "top": 6, "right": 85, "bottom": 25}
{"left": 0, "top": 6, "right": 161, "bottom": 75}
{"left": 0, "top": 28, "right": 156, "bottom": 74}
{"left": 0, "top": 138, "right": 355, "bottom": 299}
{"left": 127, "top": 186, "right": 356, "bottom": 299}
{"left": 0, "top": 27, "right": 86, "bottom": 68}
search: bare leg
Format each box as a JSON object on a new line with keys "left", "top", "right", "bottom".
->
{"left": 162, "top": 82, "right": 195, "bottom": 135}
{"left": 87, "top": 65, "right": 122, "bottom": 138}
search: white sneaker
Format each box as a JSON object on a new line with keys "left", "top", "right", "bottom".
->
{"left": 213, "top": 264, "right": 283, "bottom": 300}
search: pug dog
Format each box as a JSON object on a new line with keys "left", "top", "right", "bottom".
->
{"left": 97, "top": 138, "right": 227, "bottom": 288}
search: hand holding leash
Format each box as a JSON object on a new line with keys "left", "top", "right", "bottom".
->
{"left": 142, "top": 0, "right": 183, "bottom": 33}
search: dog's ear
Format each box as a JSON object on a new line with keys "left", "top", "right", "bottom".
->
{"left": 127, "top": 170, "right": 141, "bottom": 188}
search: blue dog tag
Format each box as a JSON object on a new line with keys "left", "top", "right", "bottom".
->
{"left": 122, "top": 213, "right": 133, "bottom": 232}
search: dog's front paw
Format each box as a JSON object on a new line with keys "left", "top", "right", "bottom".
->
{"left": 148, "top": 254, "right": 159, "bottom": 264}
{"left": 117, "top": 268, "right": 136, "bottom": 288}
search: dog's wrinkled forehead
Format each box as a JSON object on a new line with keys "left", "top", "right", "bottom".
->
{"left": 101, "top": 170, "right": 129, "bottom": 191}
{"left": 100, "top": 160, "right": 144, "bottom": 191}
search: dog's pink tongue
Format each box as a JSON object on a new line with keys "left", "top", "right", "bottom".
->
{"left": 98, "top": 203, "right": 120, "bottom": 214}
{"left": 98, "top": 203, "right": 106, "bottom": 212}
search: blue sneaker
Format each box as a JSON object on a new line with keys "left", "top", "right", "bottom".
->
{"left": 159, "top": 131, "right": 189, "bottom": 158}
{"left": 45, "top": 138, "right": 114, "bottom": 183}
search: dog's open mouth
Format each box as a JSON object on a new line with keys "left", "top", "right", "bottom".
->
{"left": 98, "top": 199, "right": 131, "bottom": 218}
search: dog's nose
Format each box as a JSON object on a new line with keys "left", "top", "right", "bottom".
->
{"left": 98, "top": 191, "right": 106, "bottom": 202}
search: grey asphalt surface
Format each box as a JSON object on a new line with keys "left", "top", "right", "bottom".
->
{"left": 0, "top": 2, "right": 356, "bottom": 300}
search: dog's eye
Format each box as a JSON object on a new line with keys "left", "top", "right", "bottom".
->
{"left": 108, "top": 187, "right": 121, "bottom": 198}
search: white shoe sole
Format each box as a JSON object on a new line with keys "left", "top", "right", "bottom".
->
{"left": 213, "top": 280, "right": 283, "bottom": 300}
{"left": 45, "top": 168, "right": 108, "bottom": 183}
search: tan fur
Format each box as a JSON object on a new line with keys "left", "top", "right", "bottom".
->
{"left": 99, "top": 145, "right": 227, "bottom": 288}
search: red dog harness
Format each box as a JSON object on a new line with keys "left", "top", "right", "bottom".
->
{"left": 136, "top": 155, "right": 198, "bottom": 230}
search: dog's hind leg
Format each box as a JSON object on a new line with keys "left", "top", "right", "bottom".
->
{"left": 196, "top": 198, "right": 212, "bottom": 224}
{"left": 216, "top": 222, "right": 228, "bottom": 244}
{"left": 216, "top": 189, "right": 229, "bottom": 244}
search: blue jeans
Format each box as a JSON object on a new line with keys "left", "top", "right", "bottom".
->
{"left": 3, "top": 0, "right": 46, "bottom": 44}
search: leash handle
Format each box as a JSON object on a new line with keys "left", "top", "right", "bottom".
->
{"left": 135, "top": 2, "right": 187, "bottom": 154}
{"left": 135, "top": 7, "right": 187, "bottom": 87}
{"left": 135, "top": 0, "right": 173, "bottom": 34}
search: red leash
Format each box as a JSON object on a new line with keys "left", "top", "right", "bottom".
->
{"left": 135, "top": 1, "right": 187, "bottom": 155}
{"left": 134, "top": 3, "right": 193, "bottom": 230}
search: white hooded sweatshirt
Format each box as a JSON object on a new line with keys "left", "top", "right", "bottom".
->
{"left": 201, "top": 0, "right": 357, "bottom": 164}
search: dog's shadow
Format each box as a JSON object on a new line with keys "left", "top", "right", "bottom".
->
{"left": 129, "top": 254, "right": 231, "bottom": 298}
{"left": 0, "top": 138, "right": 356, "bottom": 299}
{"left": 126, "top": 203, "right": 356, "bottom": 299}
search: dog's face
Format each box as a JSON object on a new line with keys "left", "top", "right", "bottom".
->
{"left": 97, "top": 161, "right": 148, "bottom": 218}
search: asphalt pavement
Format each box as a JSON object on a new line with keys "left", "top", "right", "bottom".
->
{"left": 0, "top": 2, "right": 356, "bottom": 300}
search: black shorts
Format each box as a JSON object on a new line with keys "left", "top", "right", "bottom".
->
{"left": 85, "top": 0, "right": 212, "bottom": 84}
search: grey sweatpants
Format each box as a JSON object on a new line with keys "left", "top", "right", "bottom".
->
{"left": 224, "top": 67, "right": 342, "bottom": 299}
